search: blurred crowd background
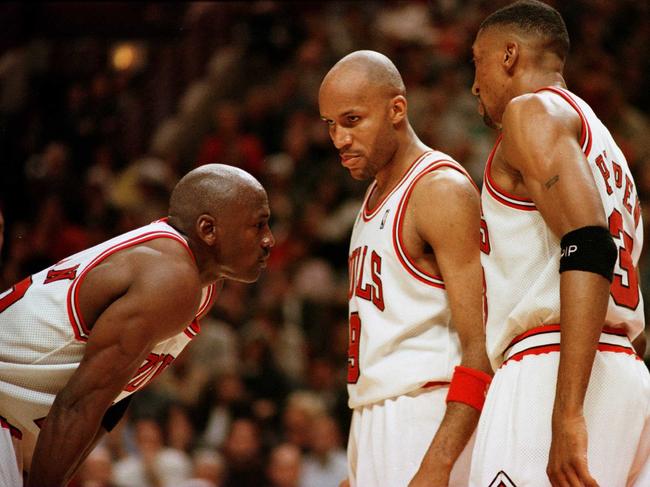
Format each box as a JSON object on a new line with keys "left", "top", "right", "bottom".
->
{"left": 0, "top": 1, "right": 648, "bottom": 486}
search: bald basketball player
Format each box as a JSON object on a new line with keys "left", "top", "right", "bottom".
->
{"left": 0, "top": 164, "right": 275, "bottom": 487}
{"left": 469, "top": 1, "right": 650, "bottom": 485}
{"left": 319, "top": 50, "right": 492, "bottom": 486}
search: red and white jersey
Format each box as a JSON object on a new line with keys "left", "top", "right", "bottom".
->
{"left": 0, "top": 220, "right": 216, "bottom": 451}
{"left": 481, "top": 87, "right": 644, "bottom": 368}
{"left": 347, "top": 150, "right": 474, "bottom": 408}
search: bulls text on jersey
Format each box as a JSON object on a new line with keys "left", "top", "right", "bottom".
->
{"left": 348, "top": 245, "right": 385, "bottom": 311}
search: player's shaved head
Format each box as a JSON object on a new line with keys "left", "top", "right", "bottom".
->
{"left": 320, "top": 50, "right": 405, "bottom": 100}
{"left": 168, "top": 163, "right": 264, "bottom": 235}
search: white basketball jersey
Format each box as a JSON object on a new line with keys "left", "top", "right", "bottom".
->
{"left": 347, "top": 150, "right": 474, "bottom": 408}
{"left": 0, "top": 220, "right": 216, "bottom": 454}
{"left": 481, "top": 87, "right": 644, "bottom": 368}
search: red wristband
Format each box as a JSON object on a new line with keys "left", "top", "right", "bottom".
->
{"left": 445, "top": 365, "right": 492, "bottom": 411}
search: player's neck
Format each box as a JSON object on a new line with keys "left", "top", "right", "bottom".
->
{"left": 375, "top": 131, "right": 429, "bottom": 195}
{"left": 516, "top": 70, "right": 566, "bottom": 97}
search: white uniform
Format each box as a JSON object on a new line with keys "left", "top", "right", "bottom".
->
{"left": 346, "top": 150, "right": 475, "bottom": 486}
{"left": 0, "top": 220, "right": 216, "bottom": 484}
{"left": 471, "top": 87, "right": 650, "bottom": 486}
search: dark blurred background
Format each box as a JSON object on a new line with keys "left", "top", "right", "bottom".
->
{"left": 0, "top": 2, "right": 648, "bottom": 486}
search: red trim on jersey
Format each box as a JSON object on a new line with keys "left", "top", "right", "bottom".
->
{"left": 184, "top": 283, "right": 218, "bottom": 338}
{"left": 423, "top": 380, "right": 450, "bottom": 388}
{"left": 502, "top": 324, "right": 636, "bottom": 366}
{"left": 196, "top": 283, "right": 217, "bottom": 318}
{"left": 0, "top": 415, "right": 22, "bottom": 439}
{"left": 503, "top": 342, "right": 637, "bottom": 366}
{"left": 393, "top": 159, "right": 476, "bottom": 288}
{"left": 362, "top": 151, "right": 433, "bottom": 221}
{"left": 184, "top": 318, "right": 201, "bottom": 339}
{"left": 507, "top": 324, "right": 629, "bottom": 350}
{"left": 536, "top": 87, "right": 593, "bottom": 157}
{"left": 505, "top": 324, "right": 562, "bottom": 350}
{"left": 67, "top": 227, "right": 194, "bottom": 342}
{"left": 483, "top": 135, "right": 537, "bottom": 212}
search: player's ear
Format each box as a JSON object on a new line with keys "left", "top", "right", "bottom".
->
{"left": 196, "top": 214, "right": 218, "bottom": 246}
{"left": 503, "top": 41, "right": 519, "bottom": 73}
{"left": 390, "top": 95, "right": 407, "bottom": 124}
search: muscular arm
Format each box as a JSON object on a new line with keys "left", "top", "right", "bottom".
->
{"left": 27, "top": 245, "right": 201, "bottom": 487}
{"left": 409, "top": 169, "right": 492, "bottom": 486}
{"left": 500, "top": 94, "right": 608, "bottom": 486}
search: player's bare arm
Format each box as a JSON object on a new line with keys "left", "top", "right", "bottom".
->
{"left": 500, "top": 93, "right": 610, "bottom": 487}
{"left": 633, "top": 331, "right": 647, "bottom": 358}
{"left": 27, "top": 240, "right": 202, "bottom": 487}
{"left": 407, "top": 168, "right": 492, "bottom": 486}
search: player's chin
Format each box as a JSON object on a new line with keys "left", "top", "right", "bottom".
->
{"left": 482, "top": 112, "right": 499, "bottom": 130}
{"left": 236, "top": 265, "right": 265, "bottom": 283}
{"left": 349, "top": 167, "right": 370, "bottom": 181}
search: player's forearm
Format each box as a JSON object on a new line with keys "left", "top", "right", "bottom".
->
{"left": 418, "top": 341, "right": 491, "bottom": 471}
{"left": 27, "top": 403, "right": 104, "bottom": 487}
{"left": 632, "top": 331, "right": 646, "bottom": 358}
{"left": 418, "top": 402, "right": 480, "bottom": 476}
{"left": 459, "top": 336, "right": 492, "bottom": 376}
{"left": 553, "top": 270, "right": 610, "bottom": 418}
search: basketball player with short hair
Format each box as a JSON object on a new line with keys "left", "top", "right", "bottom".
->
{"left": 470, "top": 1, "right": 650, "bottom": 485}
{"left": 0, "top": 164, "right": 275, "bottom": 487}
{"left": 319, "top": 50, "right": 492, "bottom": 487}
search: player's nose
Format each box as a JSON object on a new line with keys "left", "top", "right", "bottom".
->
{"left": 331, "top": 126, "right": 352, "bottom": 150}
{"left": 471, "top": 80, "right": 479, "bottom": 97}
{"left": 262, "top": 229, "right": 275, "bottom": 249}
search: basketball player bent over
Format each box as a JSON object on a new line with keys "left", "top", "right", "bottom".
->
{"left": 0, "top": 164, "right": 274, "bottom": 486}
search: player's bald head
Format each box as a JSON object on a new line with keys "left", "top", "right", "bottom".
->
{"left": 168, "top": 164, "right": 265, "bottom": 234}
{"left": 320, "top": 50, "right": 405, "bottom": 101}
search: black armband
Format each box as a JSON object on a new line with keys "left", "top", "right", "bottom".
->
{"left": 559, "top": 225, "right": 617, "bottom": 282}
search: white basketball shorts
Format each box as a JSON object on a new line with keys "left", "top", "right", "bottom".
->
{"left": 470, "top": 325, "right": 650, "bottom": 486}
{"left": 348, "top": 384, "right": 474, "bottom": 487}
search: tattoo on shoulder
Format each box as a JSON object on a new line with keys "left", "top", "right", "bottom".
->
{"left": 545, "top": 175, "right": 559, "bottom": 189}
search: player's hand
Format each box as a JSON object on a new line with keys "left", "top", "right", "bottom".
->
{"left": 408, "top": 464, "right": 451, "bottom": 487}
{"left": 547, "top": 414, "right": 599, "bottom": 487}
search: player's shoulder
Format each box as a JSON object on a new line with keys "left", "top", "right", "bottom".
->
{"left": 112, "top": 237, "right": 201, "bottom": 297}
{"left": 417, "top": 154, "right": 476, "bottom": 194}
{"left": 503, "top": 90, "right": 580, "bottom": 132}
{"left": 141, "top": 238, "right": 200, "bottom": 283}
{"left": 412, "top": 161, "right": 479, "bottom": 209}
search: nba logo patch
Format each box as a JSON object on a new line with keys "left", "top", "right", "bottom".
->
{"left": 380, "top": 209, "right": 390, "bottom": 229}
{"left": 488, "top": 471, "right": 517, "bottom": 487}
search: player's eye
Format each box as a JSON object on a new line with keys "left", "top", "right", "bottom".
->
{"left": 347, "top": 115, "right": 360, "bottom": 123}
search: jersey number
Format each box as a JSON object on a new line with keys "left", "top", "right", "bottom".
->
{"left": 347, "top": 312, "right": 361, "bottom": 384}
{"left": 0, "top": 276, "right": 32, "bottom": 313}
{"left": 608, "top": 209, "right": 639, "bottom": 310}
